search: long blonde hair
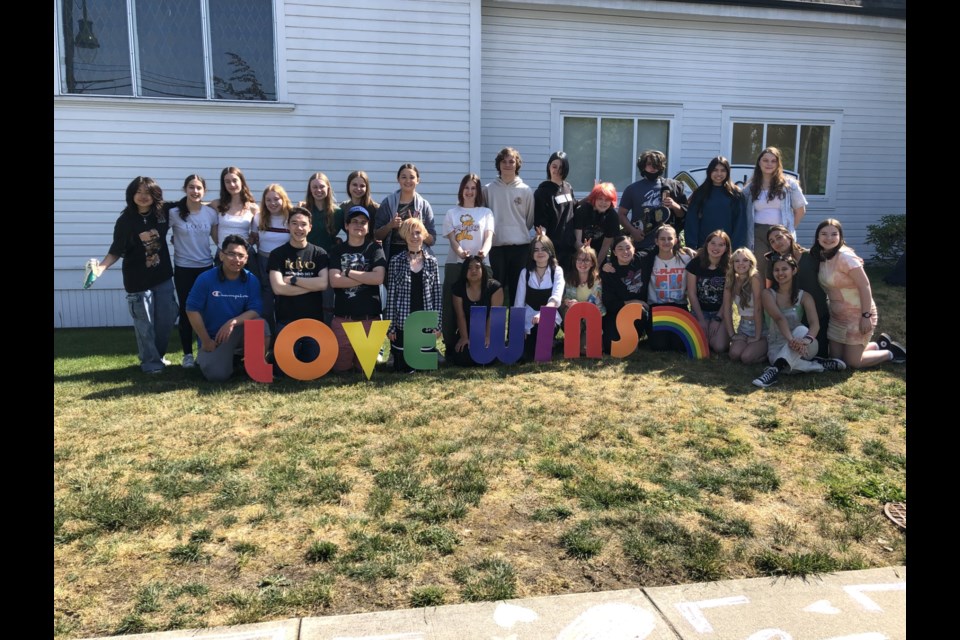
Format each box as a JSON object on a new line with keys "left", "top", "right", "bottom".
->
{"left": 725, "top": 247, "right": 759, "bottom": 308}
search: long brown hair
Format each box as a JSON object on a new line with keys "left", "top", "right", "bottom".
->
{"left": 747, "top": 147, "right": 787, "bottom": 202}
{"left": 217, "top": 166, "right": 255, "bottom": 214}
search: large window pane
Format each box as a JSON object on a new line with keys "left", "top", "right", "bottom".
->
{"left": 599, "top": 119, "right": 634, "bottom": 194}
{"left": 61, "top": 0, "right": 132, "bottom": 95}
{"left": 564, "top": 118, "right": 598, "bottom": 194}
{"left": 799, "top": 125, "right": 829, "bottom": 196}
{"left": 635, "top": 120, "right": 670, "bottom": 174}
{"left": 731, "top": 123, "right": 762, "bottom": 165}
{"left": 210, "top": 0, "right": 277, "bottom": 100}
{"left": 136, "top": 0, "right": 205, "bottom": 98}
{"left": 767, "top": 124, "right": 797, "bottom": 171}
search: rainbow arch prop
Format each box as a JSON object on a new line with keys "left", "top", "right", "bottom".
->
{"left": 651, "top": 306, "right": 710, "bottom": 359}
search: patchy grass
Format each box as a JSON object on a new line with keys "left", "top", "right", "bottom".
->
{"left": 54, "top": 278, "right": 906, "bottom": 639}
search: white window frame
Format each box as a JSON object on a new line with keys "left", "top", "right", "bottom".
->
{"left": 53, "top": 0, "right": 286, "bottom": 103}
{"left": 721, "top": 106, "right": 842, "bottom": 203}
{"left": 551, "top": 99, "right": 682, "bottom": 187}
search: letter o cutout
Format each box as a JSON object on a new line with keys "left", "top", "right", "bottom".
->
{"left": 273, "top": 319, "right": 338, "bottom": 380}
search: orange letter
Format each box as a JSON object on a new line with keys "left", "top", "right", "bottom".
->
{"left": 611, "top": 303, "right": 645, "bottom": 358}
{"left": 273, "top": 319, "right": 338, "bottom": 381}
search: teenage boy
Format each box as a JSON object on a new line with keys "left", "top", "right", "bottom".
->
{"left": 185, "top": 235, "right": 265, "bottom": 382}
{"left": 618, "top": 149, "right": 688, "bottom": 251}
{"left": 268, "top": 207, "right": 329, "bottom": 366}
{"left": 484, "top": 146, "right": 535, "bottom": 306}
{"left": 328, "top": 206, "right": 387, "bottom": 373}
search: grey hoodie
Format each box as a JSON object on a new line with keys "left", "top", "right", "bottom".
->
{"left": 483, "top": 176, "right": 534, "bottom": 246}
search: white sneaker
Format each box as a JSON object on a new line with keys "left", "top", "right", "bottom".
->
{"left": 161, "top": 357, "right": 172, "bottom": 366}
{"left": 182, "top": 353, "right": 196, "bottom": 368}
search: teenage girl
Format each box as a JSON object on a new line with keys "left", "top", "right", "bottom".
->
{"left": 255, "top": 184, "right": 293, "bottom": 335}
{"left": 686, "top": 229, "right": 732, "bottom": 354}
{"left": 304, "top": 172, "right": 341, "bottom": 251}
{"left": 812, "top": 218, "right": 907, "bottom": 368}
{"left": 375, "top": 163, "right": 437, "bottom": 262}
{"left": 168, "top": 174, "right": 218, "bottom": 368}
{"left": 723, "top": 248, "right": 767, "bottom": 364}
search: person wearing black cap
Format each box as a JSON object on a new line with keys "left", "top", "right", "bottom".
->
{"left": 329, "top": 205, "right": 388, "bottom": 373}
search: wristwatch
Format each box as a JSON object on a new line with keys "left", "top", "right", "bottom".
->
{"left": 861, "top": 312, "right": 873, "bottom": 318}
{"left": 290, "top": 275, "right": 299, "bottom": 286}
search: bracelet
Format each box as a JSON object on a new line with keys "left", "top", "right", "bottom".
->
{"left": 861, "top": 312, "right": 873, "bottom": 318}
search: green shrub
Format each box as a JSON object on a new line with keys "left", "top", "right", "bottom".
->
{"left": 865, "top": 214, "right": 905, "bottom": 264}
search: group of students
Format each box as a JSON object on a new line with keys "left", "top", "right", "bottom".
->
{"left": 91, "top": 145, "right": 905, "bottom": 384}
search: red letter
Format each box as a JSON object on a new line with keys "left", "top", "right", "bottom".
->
{"left": 243, "top": 319, "right": 273, "bottom": 383}
{"left": 563, "top": 302, "right": 603, "bottom": 359}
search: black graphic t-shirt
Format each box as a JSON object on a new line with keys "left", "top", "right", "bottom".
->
{"left": 329, "top": 240, "right": 387, "bottom": 317}
{"left": 108, "top": 209, "right": 173, "bottom": 293}
{"left": 685, "top": 260, "right": 726, "bottom": 312}
{"left": 268, "top": 242, "right": 329, "bottom": 323}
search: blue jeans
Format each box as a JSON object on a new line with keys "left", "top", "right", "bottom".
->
{"left": 126, "top": 278, "right": 178, "bottom": 372}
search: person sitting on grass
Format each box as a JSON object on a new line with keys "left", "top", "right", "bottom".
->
{"left": 515, "top": 234, "right": 565, "bottom": 360}
{"left": 752, "top": 254, "right": 845, "bottom": 388}
{"left": 723, "top": 248, "right": 767, "bottom": 364}
{"left": 449, "top": 255, "right": 504, "bottom": 367}
{"left": 185, "top": 235, "right": 266, "bottom": 382}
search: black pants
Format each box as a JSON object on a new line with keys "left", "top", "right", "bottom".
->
{"left": 174, "top": 265, "right": 212, "bottom": 354}
{"left": 490, "top": 244, "right": 529, "bottom": 308}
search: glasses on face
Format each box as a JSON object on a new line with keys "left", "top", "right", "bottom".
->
{"left": 576, "top": 257, "right": 593, "bottom": 264}
{"left": 223, "top": 251, "right": 248, "bottom": 260}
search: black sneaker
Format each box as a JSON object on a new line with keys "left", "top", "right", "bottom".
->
{"left": 752, "top": 366, "right": 780, "bottom": 388}
{"left": 813, "top": 356, "right": 847, "bottom": 372}
{"left": 877, "top": 333, "right": 907, "bottom": 363}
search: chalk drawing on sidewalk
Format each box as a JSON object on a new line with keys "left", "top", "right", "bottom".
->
{"left": 843, "top": 583, "right": 906, "bottom": 612}
{"left": 803, "top": 599, "right": 842, "bottom": 614}
{"left": 744, "top": 629, "right": 792, "bottom": 640}
{"left": 554, "top": 602, "right": 656, "bottom": 639}
{"left": 331, "top": 633, "right": 425, "bottom": 640}
{"left": 493, "top": 602, "right": 539, "bottom": 628}
{"left": 675, "top": 595, "right": 751, "bottom": 633}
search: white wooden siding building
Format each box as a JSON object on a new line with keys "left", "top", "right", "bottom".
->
{"left": 54, "top": 0, "right": 905, "bottom": 327}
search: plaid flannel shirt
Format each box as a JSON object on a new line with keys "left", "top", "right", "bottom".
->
{"left": 385, "top": 251, "right": 442, "bottom": 333}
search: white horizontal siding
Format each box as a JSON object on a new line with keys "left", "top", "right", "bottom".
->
{"left": 55, "top": 0, "right": 475, "bottom": 327}
{"left": 480, "top": 3, "right": 905, "bottom": 251}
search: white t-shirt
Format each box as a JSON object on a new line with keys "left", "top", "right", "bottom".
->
{"left": 169, "top": 204, "right": 218, "bottom": 268}
{"left": 647, "top": 253, "right": 691, "bottom": 305}
{"left": 216, "top": 204, "right": 257, "bottom": 247}
{"left": 442, "top": 206, "right": 494, "bottom": 264}
{"left": 254, "top": 212, "right": 290, "bottom": 255}
{"left": 753, "top": 190, "right": 783, "bottom": 226}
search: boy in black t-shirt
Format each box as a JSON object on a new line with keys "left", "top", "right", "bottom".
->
{"left": 328, "top": 206, "right": 387, "bottom": 372}
{"left": 268, "top": 207, "right": 330, "bottom": 367}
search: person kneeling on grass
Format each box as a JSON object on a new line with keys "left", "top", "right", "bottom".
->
{"left": 752, "top": 255, "right": 846, "bottom": 389}
{"left": 186, "top": 235, "right": 267, "bottom": 382}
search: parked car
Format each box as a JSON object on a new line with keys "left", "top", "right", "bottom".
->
{"left": 672, "top": 165, "right": 799, "bottom": 199}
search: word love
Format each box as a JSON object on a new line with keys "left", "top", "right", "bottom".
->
{"left": 243, "top": 303, "right": 709, "bottom": 383}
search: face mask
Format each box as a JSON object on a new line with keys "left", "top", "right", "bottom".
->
{"left": 641, "top": 170, "right": 660, "bottom": 180}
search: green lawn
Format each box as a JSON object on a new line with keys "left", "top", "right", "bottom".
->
{"left": 54, "top": 267, "right": 906, "bottom": 638}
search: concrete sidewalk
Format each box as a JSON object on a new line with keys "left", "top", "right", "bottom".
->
{"left": 87, "top": 565, "right": 905, "bottom": 640}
